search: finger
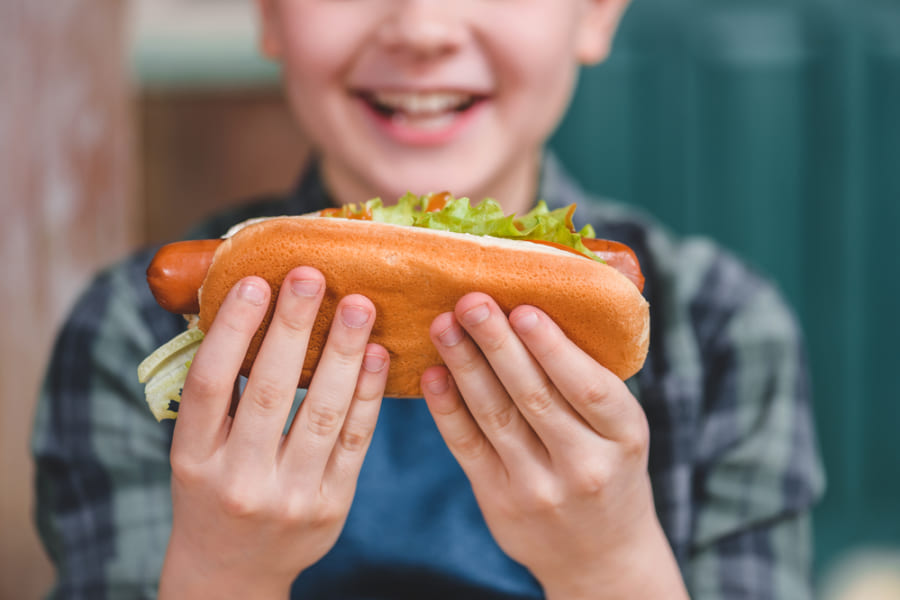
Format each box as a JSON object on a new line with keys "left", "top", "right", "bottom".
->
{"left": 509, "top": 305, "right": 645, "bottom": 443}
{"left": 282, "top": 295, "right": 377, "bottom": 479}
{"left": 454, "top": 293, "right": 585, "bottom": 451}
{"left": 174, "top": 277, "right": 270, "bottom": 461}
{"left": 430, "top": 310, "right": 548, "bottom": 474}
{"left": 421, "top": 365, "right": 506, "bottom": 486}
{"left": 321, "top": 344, "right": 388, "bottom": 500}
{"left": 228, "top": 267, "right": 326, "bottom": 464}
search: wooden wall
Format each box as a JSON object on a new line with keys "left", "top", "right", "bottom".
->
{"left": 139, "top": 90, "right": 307, "bottom": 244}
{"left": 0, "top": 1, "right": 135, "bottom": 597}
{"left": 0, "top": 3, "right": 306, "bottom": 598}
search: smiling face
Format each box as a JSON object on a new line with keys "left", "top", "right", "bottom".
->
{"left": 257, "top": 0, "right": 628, "bottom": 213}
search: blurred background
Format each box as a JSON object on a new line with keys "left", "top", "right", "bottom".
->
{"left": 1, "top": 0, "right": 897, "bottom": 598}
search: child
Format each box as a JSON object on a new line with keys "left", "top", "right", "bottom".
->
{"left": 33, "top": 0, "right": 824, "bottom": 598}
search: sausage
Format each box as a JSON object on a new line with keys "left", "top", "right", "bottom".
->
{"left": 583, "top": 238, "right": 645, "bottom": 294}
{"left": 147, "top": 239, "right": 223, "bottom": 314}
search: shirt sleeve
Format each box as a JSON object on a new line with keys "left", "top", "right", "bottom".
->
{"left": 32, "top": 253, "right": 180, "bottom": 599}
{"left": 685, "top": 262, "right": 825, "bottom": 599}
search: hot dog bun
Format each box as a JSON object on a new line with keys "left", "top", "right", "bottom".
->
{"left": 197, "top": 216, "right": 650, "bottom": 397}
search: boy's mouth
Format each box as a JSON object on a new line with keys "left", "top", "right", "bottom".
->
{"left": 355, "top": 90, "right": 486, "bottom": 131}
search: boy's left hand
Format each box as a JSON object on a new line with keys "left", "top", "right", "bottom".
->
{"left": 422, "top": 293, "right": 687, "bottom": 600}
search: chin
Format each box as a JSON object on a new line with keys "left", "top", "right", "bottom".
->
{"left": 364, "top": 161, "right": 497, "bottom": 202}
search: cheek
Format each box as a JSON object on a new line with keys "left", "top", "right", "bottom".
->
{"left": 279, "top": 32, "right": 340, "bottom": 88}
{"left": 278, "top": 48, "right": 338, "bottom": 138}
{"left": 498, "top": 49, "right": 580, "bottom": 147}
{"left": 275, "top": 5, "right": 377, "bottom": 87}
{"left": 275, "top": 15, "right": 361, "bottom": 139}
{"left": 485, "top": 12, "right": 583, "bottom": 123}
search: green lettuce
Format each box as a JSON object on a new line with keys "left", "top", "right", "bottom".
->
{"left": 329, "top": 193, "right": 603, "bottom": 262}
{"left": 137, "top": 328, "right": 204, "bottom": 421}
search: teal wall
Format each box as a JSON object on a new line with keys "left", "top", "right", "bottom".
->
{"left": 550, "top": 0, "right": 900, "bottom": 579}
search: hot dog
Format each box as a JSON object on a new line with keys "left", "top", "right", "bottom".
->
{"left": 147, "top": 237, "right": 644, "bottom": 315}
{"left": 138, "top": 194, "right": 650, "bottom": 421}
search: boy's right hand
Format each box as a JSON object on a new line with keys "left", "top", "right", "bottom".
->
{"left": 158, "top": 267, "right": 388, "bottom": 599}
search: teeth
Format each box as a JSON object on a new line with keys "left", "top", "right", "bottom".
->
{"left": 370, "top": 91, "right": 473, "bottom": 115}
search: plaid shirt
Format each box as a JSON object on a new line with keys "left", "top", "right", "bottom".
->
{"left": 32, "top": 155, "right": 824, "bottom": 599}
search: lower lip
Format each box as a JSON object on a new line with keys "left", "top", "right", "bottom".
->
{"left": 357, "top": 98, "right": 486, "bottom": 147}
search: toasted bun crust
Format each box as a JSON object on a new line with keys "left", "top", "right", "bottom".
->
{"left": 198, "top": 217, "right": 650, "bottom": 397}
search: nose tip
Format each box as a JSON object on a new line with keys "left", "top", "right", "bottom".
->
{"left": 376, "top": 2, "right": 465, "bottom": 59}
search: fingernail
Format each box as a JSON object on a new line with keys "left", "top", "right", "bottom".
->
{"left": 291, "top": 278, "right": 321, "bottom": 298}
{"left": 238, "top": 280, "right": 266, "bottom": 305}
{"left": 426, "top": 374, "right": 449, "bottom": 394}
{"left": 512, "top": 310, "right": 539, "bottom": 334}
{"left": 460, "top": 303, "right": 490, "bottom": 327}
{"left": 363, "top": 352, "right": 386, "bottom": 373}
{"left": 341, "top": 305, "right": 371, "bottom": 328}
{"left": 438, "top": 324, "right": 464, "bottom": 347}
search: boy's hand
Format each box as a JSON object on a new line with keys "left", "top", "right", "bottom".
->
{"left": 422, "top": 293, "right": 688, "bottom": 600}
{"left": 159, "top": 267, "right": 388, "bottom": 599}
